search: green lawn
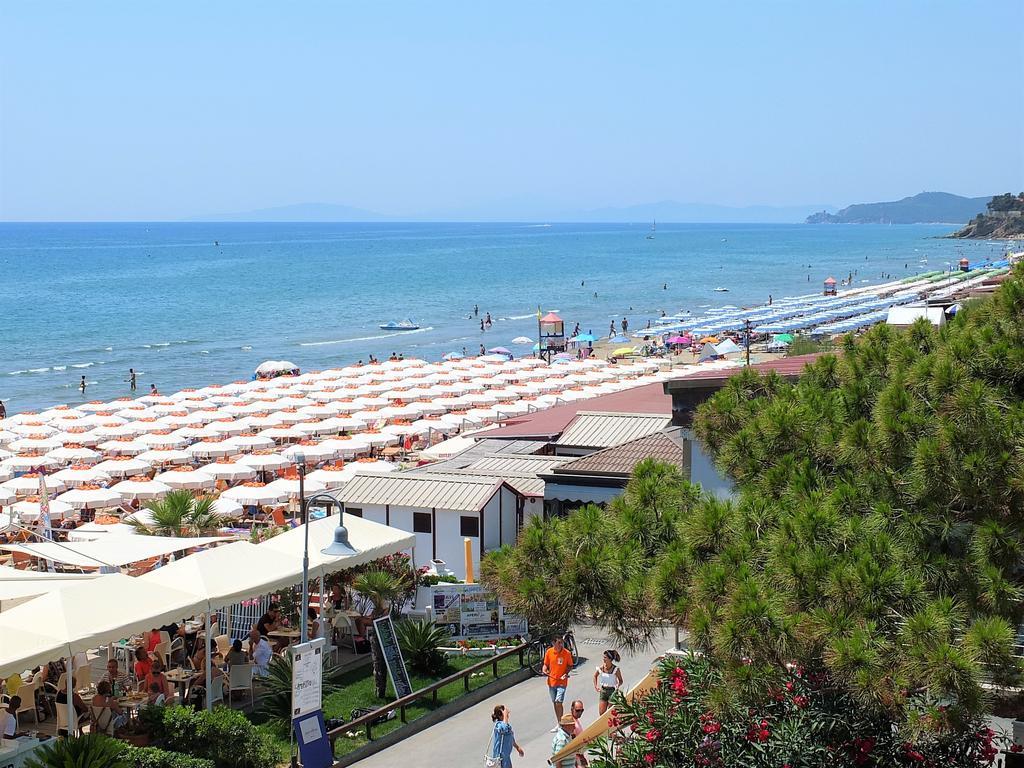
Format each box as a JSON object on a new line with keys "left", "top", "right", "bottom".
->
{"left": 252, "top": 653, "right": 525, "bottom": 761}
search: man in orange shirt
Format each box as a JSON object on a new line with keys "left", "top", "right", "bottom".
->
{"left": 541, "top": 635, "right": 574, "bottom": 731}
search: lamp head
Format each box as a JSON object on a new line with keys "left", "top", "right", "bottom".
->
{"left": 293, "top": 450, "right": 306, "bottom": 467}
{"left": 321, "top": 519, "right": 358, "bottom": 557}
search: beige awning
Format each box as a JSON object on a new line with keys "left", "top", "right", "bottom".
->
{"left": 0, "top": 535, "right": 227, "bottom": 568}
{"left": 260, "top": 514, "right": 415, "bottom": 579}
{"left": 0, "top": 573, "right": 206, "bottom": 676}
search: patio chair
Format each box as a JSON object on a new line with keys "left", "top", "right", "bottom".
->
{"left": 209, "top": 677, "right": 225, "bottom": 707}
{"left": 227, "top": 663, "right": 253, "bottom": 705}
{"left": 153, "top": 641, "right": 171, "bottom": 669}
{"left": 168, "top": 636, "right": 185, "bottom": 667}
{"left": 332, "top": 613, "right": 359, "bottom": 653}
{"left": 14, "top": 678, "right": 38, "bottom": 724}
{"left": 56, "top": 701, "right": 83, "bottom": 736}
{"left": 74, "top": 665, "right": 92, "bottom": 693}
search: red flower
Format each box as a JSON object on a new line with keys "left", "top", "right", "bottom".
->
{"left": 1011, "top": 744, "right": 1023, "bottom": 753}
{"left": 793, "top": 695, "right": 808, "bottom": 709}
{"left": 645, "top": 729, "right": 662, "bottom": 742}
{"left": 784, "top": 681, "right": 794, "bottom": 691}
{"left": 643, "top": 753, "right": 656, "bottom": 765}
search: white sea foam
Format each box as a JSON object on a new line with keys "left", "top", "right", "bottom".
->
{"left": 8, "top": 370, "right": 27, "bottom": 375}
{"left": 71, "top": 363, "right": 94, "bottom": 368}
{"left": 240, "top": 345, "right": 253, "bottom": 351}
{"left": 52, "top": 366, "right": 67, "bottom": 371}
{"left": 299, "top": 326, "right": 434, "bottom": 347}
{"left": 28, "top": 367, "right": 49, "bottom": 373}
{"left": 505, "top": 314, "right": 536, "bottom": 320}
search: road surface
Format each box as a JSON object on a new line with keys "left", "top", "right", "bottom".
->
{"left": 353, "top": 626, "right": 672, "bottom": 768}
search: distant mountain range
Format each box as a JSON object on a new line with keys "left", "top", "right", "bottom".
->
{"left": 190, "top": 199, "right": 834, "bottom": 224}
{"left": 805, "top": 192, "right": 991, "bottom": 225}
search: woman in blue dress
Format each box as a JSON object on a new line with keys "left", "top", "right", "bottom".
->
{"left": 489, "top": 704, "right": 524, "bottom": 767}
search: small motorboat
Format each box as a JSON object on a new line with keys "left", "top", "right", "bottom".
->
{"left": 714, "top": 287, "right": 730, "bottom": 292}
{"left": 379, "top": 319, "right": 421, "bottom": 331}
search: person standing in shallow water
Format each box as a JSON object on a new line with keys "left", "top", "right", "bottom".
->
{"left": 128, "top": 368, "right": 137, "bottom": 391}
{"left": 79, "top": 375, "right": 87, "bottom": 395}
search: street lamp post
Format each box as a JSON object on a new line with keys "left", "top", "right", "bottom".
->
{"left": 294, "top": 450, "right": 359, "bottom": 647}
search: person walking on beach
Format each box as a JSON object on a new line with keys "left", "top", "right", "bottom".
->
{"left": 542, "top": 635, "right": 574, "bottom": 731}
{"left": 487, "top": 705, "right": 524, "bottom": 767}
{"left": 127, "top": 368, "right": 137, "bottom": 391}
{"left": 621, "top": 317, "right": 628, "bottom": 334}
{"left": 609, "top": 321, "right": 615, "bottom": 337}
{"left": 593, "top": 649, "right": 623, "bottom": 714}
{"left": 79, "top": 376, "right": 87, "bottom": 395}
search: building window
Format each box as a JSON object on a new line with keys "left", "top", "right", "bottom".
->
{"left": 413, "top": 512, "right": 432, "bottom": 533}
{"left": 346, "top": 507, "right": 363, "bottom": 518}
{"left": 460, "top": 515, "right": 479, "bottom": 537}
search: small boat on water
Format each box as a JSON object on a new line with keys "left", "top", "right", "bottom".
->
{"left": 379, "top": 319, "right": 421, "bottom": 331}
{"left": 714, "top": 287, "right": 730, "bottom": 292}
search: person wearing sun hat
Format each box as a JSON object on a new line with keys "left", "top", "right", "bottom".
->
{"left": 550, "top": 713, "right": 578, "bottom": 768}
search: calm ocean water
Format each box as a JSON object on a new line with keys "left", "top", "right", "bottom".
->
{"left": 0, "top": 222, "right": 1005, "bottom": 412}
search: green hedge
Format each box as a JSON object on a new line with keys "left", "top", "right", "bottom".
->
{"left": 119, "top": 744, "right": 215, "bottom": 768}
{"left": 145, "top": 705, "right": 282, "bottom": 768}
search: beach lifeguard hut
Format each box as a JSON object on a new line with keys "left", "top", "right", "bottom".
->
{"left": 958, "top": 257, "right": 970, "bottom": 272}
{"left": 823, "top": 276, "right": 837, "bottom": 296}
{"left": 537, "top": 311, "right": 565, "bottom": 362}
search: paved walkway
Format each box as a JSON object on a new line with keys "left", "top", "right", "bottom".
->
{"left": 354, "top": 626, "right": 673, "bottom": 768}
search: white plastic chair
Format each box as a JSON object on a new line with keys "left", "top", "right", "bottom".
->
{"left": 209, "top": 676, "right": 224, "bottom": 707}
{"left": 15, "top": 678, "right": 38, "bottom": 724}
{"left": 227, "top": 663, "right": 253, "bottom": 705}
{"left": 332, "top": 613, "right": 358, "bottom": 652}
{"left": 56, "top": 701, "right": 82, "bottom": 736}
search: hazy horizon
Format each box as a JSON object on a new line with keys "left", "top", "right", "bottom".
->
{"left": 2, "top": 1, "right": 1022, "bottom": 222}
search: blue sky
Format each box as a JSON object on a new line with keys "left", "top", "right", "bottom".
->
{"left": 1, "top": 1, "right": 1022, "bottom": 221}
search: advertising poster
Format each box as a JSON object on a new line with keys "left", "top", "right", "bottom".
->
{"left": 431, "top": 583, "right": 528, "bottom": 640}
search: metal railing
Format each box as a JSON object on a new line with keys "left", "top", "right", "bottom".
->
{"left": 326, "top": 643, "right": 528, "bottom": 744}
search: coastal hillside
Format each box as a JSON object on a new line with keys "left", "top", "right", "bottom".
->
{"left": 805, "top": 191, "right": 989, "bottom": 224}
{"left": 949, "top": 192, "right": 1024, "bottom": 239}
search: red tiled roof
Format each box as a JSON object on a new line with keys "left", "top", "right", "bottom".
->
{"left": 485, "top": 381, "right": 671, "bottom": 439}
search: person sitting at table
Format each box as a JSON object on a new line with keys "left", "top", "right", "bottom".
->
{"left": 339, "top": 589, "right": 374, "bottom": 637}
{"left": 308, "top": 607, "right": 328, "bottom": 641}
{"left": 246, "top": 627, "right": 261, "bottom": 659}
{"left": 133, "top": 647, "right": 152, "bottom": 682}
{"left": 102, "top": 659, "right": 132, "bottom": 697}
{"left": 55, "top": 676, "right": 89, "bottom": 736}
{"left": 1, "top": 696, "right": 24, "bottom": 738}
{"left": 90, "top": 681, "right": 128, "bottom": 736}
{"left": 146, "top": 681, "right": 166, "bottom": 707}
{"left": 144, "top": 657, "right": 173, "bottom": 701}
{"left": 256, "top": 607, "right": 280, "bottom": 636}
{"left": 226, "top": 639, "right": 248, "bottom": 668}
{"left": 252, "top": 634, "right": 273, "bottom": 677}
{"left": 146, "top": 629, "right": 162, "bottom": 653}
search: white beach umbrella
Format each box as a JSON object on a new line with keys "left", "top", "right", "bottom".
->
{"left": 171, "top": 426, "right": 221, "bottom": 440}
{"left": 292, "top": 420, "right": 340, "bottom": 437}
{"left": 0, "top": 486, "right": 15, "bottom": 505}
{"left": 10, "top": 498, "right": 74, "bottom": 521}
{"left": 45, "top": 445, "right": 102, "bottom": 465}
{"left": 186, "top": 440, "right": 238, "bottom": 459}
{"left": 93, "top": 457, "right": 153, "bottom": 477}
{"left": 318, "top": 437, "right": 371, "bottom": 458}
{"left": 243, "top": 414, "right": 285, "bottom": 430}
{"left": 205, "top": 420, "right": 248, "bottom": 436}
{"left": 154, "top": 469, "right": 216, "bottom": 491}
{"left": 56, "top": 485, "right": 122, "bottom": 510}
{"left": 351, "top": 459, "right": 397, "bottom": 474}
{"left": 297, "top": 404, "right": 336, "bottom": 419}
{"left": 267, "top": 410, "right": 308, "bottom": 425}
{"left": 1, "top": 474, "right": 65, "bottom": 498}
{"left": 220, "top": 482, "right": 288, "bottom": 506}
{"left": 211, "top": 496, "right": 244, "bottom": 518}
{"left": 7, "top": 436, "right": 63, "bottom": 452}
{"left": 199, "top": 461, "right": 257, "bottom": 482}
{"left": 135, "top": 449, "right": 193, "bottom": 466}
{"left": 97, "top": 439, "right": 149, "bottom": 456}
{"left": 151, "top": 466, "right": 214, "bottom": 489}
{"left": 280, "top": 443, "right": 339, "bottom": 463}
{"left": 52, "top": 466, "right": 112, "bottom": 488}
{"left": 128, "top": 419, "right": 176, "bottom": 433}
{"left": 156, "top": 412, "right": 208, "bottom": 427}
{"left": 264, "top": 477, "right": 326, "bottom": 498}
{"left": 137, "top": 432, "right": 189, "bottom": 449}
{"left": 354, "top": 431, "right": 399, "bottom": 448}
{"left": 7, "top": 423, "right": 59, "bottom": 437}
{"left": 111, "top": 478, "right": 173, "bottom": 501}
{"left": 304, "top": 466, "right": 352, "bottom": 489}
{"left": 1, "top": 455, "right": 60, "bottom": 473}
{"left": 223, "top": 434, "right": 276, "bottom": 452}
{"left": 236, "top": 452, "right": 291, "bottom": 471}
{"left": 91, "top": 424, "right": 141, "bottom": 439}
{"left": 410, "top": 419, "right": 456, "bottom": 435}
{"left": 259, "top": 426, "right": 306, "bottom": 441}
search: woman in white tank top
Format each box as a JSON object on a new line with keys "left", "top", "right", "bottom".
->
{"left": 593, "top": 649, "right": 623, "bottom": 714}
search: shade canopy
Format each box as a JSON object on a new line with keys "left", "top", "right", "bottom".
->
{"left": 0, "top": 535, "right": 226, "bottom": 568}
{"left": 0, "top": 573, "right": 206, "bottom": 676}
{"left": 0, "top": 567, "right": 103, "bottom": 611}
{"left": 260, "top": 513, "right": 415, "bottom": 581}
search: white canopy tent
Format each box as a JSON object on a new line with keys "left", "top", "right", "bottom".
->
{"left": 0, "top": 535, "right": 226, "bottom": 569}
{"left": 0, "top": 566, "right": 104, "bottom": 611}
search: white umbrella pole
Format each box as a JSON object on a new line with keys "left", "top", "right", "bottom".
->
{"left": 65, "top": 655, "right": 74, "bottom": 736}
{"left": 205, "top": 610, "right": 212, "bottom": 711}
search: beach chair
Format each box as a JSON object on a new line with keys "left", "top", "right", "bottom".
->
{"left": 227, "top": 663, "right": 253, "bottom": 705}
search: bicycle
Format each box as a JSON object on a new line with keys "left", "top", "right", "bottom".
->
{"left": 526, "top": 629, "right": 579, "bottom": 676}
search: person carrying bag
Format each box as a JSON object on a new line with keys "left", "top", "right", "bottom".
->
{"left": 486, "top": 704, "right": 524, "bottom": 767}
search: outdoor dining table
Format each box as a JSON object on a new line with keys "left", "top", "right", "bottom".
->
{"left": 267, "top": 628, "right": 301, "bottom": 648}
{"left": 164, "top": 668, "right": 195, "bottom": 702}
{"left": 117, "top": 692, "right": 150, "bottom": 720}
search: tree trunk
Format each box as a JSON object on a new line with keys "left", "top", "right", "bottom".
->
{"left": 369, "top": 626, "right": 388, "bottom": 699}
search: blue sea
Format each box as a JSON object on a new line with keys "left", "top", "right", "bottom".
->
{"left": 0, "top": 222, "right": 1006, "bottom": 412}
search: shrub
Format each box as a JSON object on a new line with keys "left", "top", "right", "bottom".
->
{"left": 148, "top": 705, "right": 282, "bottom": 768}
{"left": 256, "top": 650, "right": 348, "bottom": 723}
{"left": 24, "top": 733, "right": 129, "bottom": 768}
{"left": 119, "top": 745, "right": 215, "bottom": 768}
{"left": 396, "top": 618, "right": 448, "bottom": 674}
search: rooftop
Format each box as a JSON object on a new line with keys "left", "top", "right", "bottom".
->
{"left": 337, "top": 472, "right": 504, "bottom": 512}
{"left": 552, "top": 429, "right": 688, "bottom": 477}
{"left": 554, "top": 411, "right": 671, "bottom": 449}
{"left": 483, "top": 381, "right": 672, "bottom": 440}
